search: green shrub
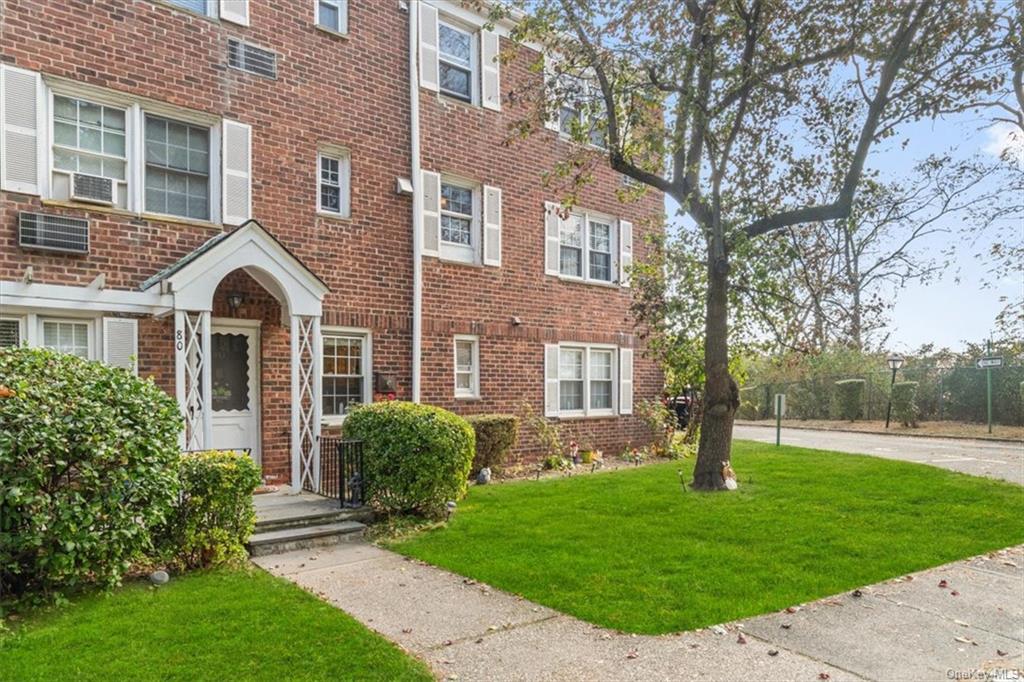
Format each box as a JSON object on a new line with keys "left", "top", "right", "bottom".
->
{"left": 466, "top": 414, "right": 519, "bottom": 474}
{"left": 156, "top": 450, "right": 261, "bottom": 569}
{"left": 343, "top": 401, "right": 474, "bottom": 518}
{"left": 891, "top": 381, "right": 919, "bottom": 427}
{"left": 834, "top": 379, "right": 865, "bottom": 421}
{"left": 0, "top": 347, "right": 182, "bottom": 603}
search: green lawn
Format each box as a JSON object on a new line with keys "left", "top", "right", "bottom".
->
{"left": 0, "top": 569, "right": 431, "bottom": 682}
{"left": 391, "top": 441, "right": 1024, "bottom": 635}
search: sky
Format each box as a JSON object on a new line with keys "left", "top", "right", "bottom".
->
{"left": 666, "top": 113, "right": 1023, "bottom": 353}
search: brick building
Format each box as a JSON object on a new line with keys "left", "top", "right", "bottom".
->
{"left": 0, "top": 0, "right": 663, "bottom": 489}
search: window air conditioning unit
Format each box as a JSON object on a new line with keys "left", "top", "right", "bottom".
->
{"left": 19, "top": 212, "right": 90, "bottom": 254}
{"left": 71, "top": 173, "right": 114, "bottom": 205}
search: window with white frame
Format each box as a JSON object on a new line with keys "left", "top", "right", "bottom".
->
{"left": 454, "top": 335, "right": 479, "bottom": 398}
{"left": 559, "top": 212, "right": 616, "bottom": 282}
{"left": 52, "top": 95, "right": 128, "bottom": 207}
{"left": 558, "top": 347, "right": 585, "bottom": 412}
{"left": 439, "top": 179, "right": 479, "bottom": 263}
{"left": 589, "top": 349, "right": 614, "bottom": 410}
{"left": 144, "top": 115, "right": 211, "bottom": 221}
{"left": 41, "top": 319, "right": 92, "bottom": 359}
{"left": 166, "top": 0, "right": 215, "bottom": 17}
{"left": 316, "top": 0, "right": 348, "bottom": 33}
{"left": 557, "top": 345, "right": 617, "bottom": 416}
{"left": 322, "top": 331, "right": 370, "bottom": 419}
{"left": 438, "top": 19, "right": 476, "bottom": 103}
{"left": 318, "top": 151, "right": 350, "bottom": 217}
{"left": 554, "top": 73, "right": 606, "bottom": 149}
{"left": 0, "top": 318, "right": 22, "bottom": 348}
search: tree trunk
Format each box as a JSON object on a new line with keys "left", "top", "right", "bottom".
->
{"left": 692, "top": 252, "right": 740, "bottom": 491}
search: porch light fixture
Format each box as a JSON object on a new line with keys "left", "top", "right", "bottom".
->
{"left": 227, "top": 292, "right": 245, "bottom": 314}
{"left": 884, "top": 353, "right": 904, "bottom": 429}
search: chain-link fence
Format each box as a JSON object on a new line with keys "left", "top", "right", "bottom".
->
{"left": 739, "top": 365, "right": 1024, "bottom": 426}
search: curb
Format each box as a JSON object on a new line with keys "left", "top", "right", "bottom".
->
{"left": 734, "top": 421, "right": 1023, "bottom": 445}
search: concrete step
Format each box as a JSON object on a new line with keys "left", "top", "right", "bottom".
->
{"left": 248, "top": 520, "right": 367, "bottom": 557}
{"left": 255, "top": 506, "right": 374, "bottom": 533}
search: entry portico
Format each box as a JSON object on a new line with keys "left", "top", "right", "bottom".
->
{"left": 140, "top": 219, "right": 329, "bottom": 491}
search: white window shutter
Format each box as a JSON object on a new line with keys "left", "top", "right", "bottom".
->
{"left": 544, "top": 202, "right": 562, "bottom": 276}
{"left": 481, "top": 30, "right": 501, "bottom": 111}
{"left": 619, "top": 219, "right": 633, "bottom": 287}
{"left": 483, "top": 185, "right": 501, "bottom": 266}
{"left": 103, "top": 318, "right": 138, "bottom": 375}
{"left": 220, "top": 1, "right": 249, "bottom": 26}
{"left": 544, "top": 344, "right": 560, "bottom": 417}
{"left": 0, "top": 66, "right": 43, "bottom": 195}
{"left": 619, "top": 347, "right": 634, "bottom": 415}
{"left": 421, "top": 170, "right": 441, "bottom": 257}
{"left": 419, "top": 2, "right": 439, "bottom": 92}
{"left": 542, "top": 56, "right": 560, "bottom": 132}
{"left": 221, "top": 119, "right": 251, "bottom": 225}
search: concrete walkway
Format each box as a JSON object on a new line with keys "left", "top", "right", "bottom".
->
{"left": 734, "top": 423, "right": 1024, "bottom": 485}
{"left": 255, "top": 542, "right": 1023, "bottom": 681}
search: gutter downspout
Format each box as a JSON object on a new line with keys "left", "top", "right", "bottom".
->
{"left": 409, "top": 0, "right": 423, "bottom": 403}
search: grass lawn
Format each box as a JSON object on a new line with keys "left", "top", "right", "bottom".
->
{"left": 0, "top": 568, "right": 431, "bottom": 682}
{"left": 390, "top": 441, "right": 1024, "bottom": 635}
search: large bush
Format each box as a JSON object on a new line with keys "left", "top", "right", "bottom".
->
{"left": 891, "top": 381, "right": 919, "bottom": 427}
{"left": 343, "top": 401, "right": 474, "bottom": 517}
{"left": 466, "top": 414, "right": 519, "bottom": 475}
{"left": 0, "top": 347, "right": 182, "bottom": 603}
{"left": 156, "top": 450, "right": 261, "bottom": 569}
{"left": 834, "top": 379, "right": 865, "bottom": 421}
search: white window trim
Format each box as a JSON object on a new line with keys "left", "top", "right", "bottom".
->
{"left": 557, "top": 343, "right": 618, "bottom": 418}
{"left": 317, "top": 150, "right": 351, "bottom": 218}
{"left": 38, "top": 315, "right": 98, "bottom": 361}
{"left": 558, "top": 209, "right": 618, "bottom": 286}
{"left": 160, "top": 0, "right": 219, "bottom": 19}
{"left": 41, "top": 77, "right": 223, "bottom": 225}
{"left": 314, "top": 0, "right": 348, "bottom": 35}
{"left": 321, "top": 326, "right": 372, "bottom": 426}
{"left": 437, "top": 16, "right": 480, "bottom": 105}
{"left": 453, "top": 334, "right": 480, "bottom": 399}
{"left": 439, "top": 175, "right": 481, "bottom": 264}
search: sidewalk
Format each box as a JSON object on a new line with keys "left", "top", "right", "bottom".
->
{"left": 254, "top": 542, "right": 1023, "bottom": 681}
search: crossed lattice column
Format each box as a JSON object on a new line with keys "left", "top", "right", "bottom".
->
{"left": 174, "top": 310, "right": 212, "bottom": 451}
{"left": 291, "top": 315, "right": 323, "bottom": 491}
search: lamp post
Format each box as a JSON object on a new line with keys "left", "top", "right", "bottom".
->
{"left": 884, "top": 353, "right": 904, "bottom": 429}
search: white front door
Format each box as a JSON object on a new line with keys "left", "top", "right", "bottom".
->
{"left": 210, "top": 322, "right": 260, "bottom": 464}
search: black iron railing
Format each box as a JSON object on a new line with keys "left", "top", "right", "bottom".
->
{"left": 310, "top": 437, "right": 365, "bottom": 508}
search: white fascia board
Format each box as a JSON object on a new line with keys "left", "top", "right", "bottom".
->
{"left": 0, "top": 281, "right": 173, "bottom": 315}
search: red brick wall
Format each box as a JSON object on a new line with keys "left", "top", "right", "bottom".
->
{"left": 1, "top": 0, "right": 663, "bottom": 475}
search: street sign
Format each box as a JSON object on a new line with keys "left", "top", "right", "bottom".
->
{"left": 977, "top": 356, "right": 1004, "bottom": 369}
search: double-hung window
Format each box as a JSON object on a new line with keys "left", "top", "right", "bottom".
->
{"left": 554, "top": 73, "right": 606, "bottom": 149}
{"left": 317, "top": 0, "right": 348, "bottom": 34}
{"left": 454, "top": 335, "right": 480, "bottom": 399}
{"left": 322, "top": 331, "right": 370, "bottom": 420}
{"left": 558, "top": 345, "right": 617, "bottom": 416}
{"left": 318, "top": 151, "right": 350, "bottom": 217}
{"left": 52, "top": 96, "right": 128, "bottom": 207}
{"left": 166, "top": 0, "right": 215, "bottom": 17}
{"left": 559, "top": 212, "right": 615, "bottom": 283}
{"left": 144, "top": 115, "right": 211, "bottom": 221}
{"left": 439, "top": 179, "right": 479, "bottom": 263}
{"left": 438, "top": 20, "right": 476, "bottom": 103}
{"left": 41, "top": 319, "right": 92, "bottom": 359}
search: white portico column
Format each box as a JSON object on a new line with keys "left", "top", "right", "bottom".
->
{"left": 291, "top": 314, "right": 322, "bottom": 492}
{"left": 174, "top": 309, "right": 212, "bottom": 451}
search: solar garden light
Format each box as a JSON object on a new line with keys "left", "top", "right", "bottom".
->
{"left": 884, "top": 353, "right": 904, "bottom": 429}
{"left": 445, "top": 500, "right": 457, "bottom": 521}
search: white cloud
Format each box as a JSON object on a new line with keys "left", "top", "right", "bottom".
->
{"left": 982, "top": 122, "right": 1024, "bottom": 164}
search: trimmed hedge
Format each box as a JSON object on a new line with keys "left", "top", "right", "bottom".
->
{"left": 0, "top": 347, "right": 182, "bottom": 603}
{"left": 343, "top": 401, "right": 474, "bottom": 518}
{"left": 156, "top": 450, "right": 262, "bottom": 569}
{"left": 892, "top": 381, "right": 919, "bottom": 427}
{"left": 834, "top": 379, "right": 865, "bottom": 421}
{"left": 466, "top": 414, "right": 519, "bottom": 474}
